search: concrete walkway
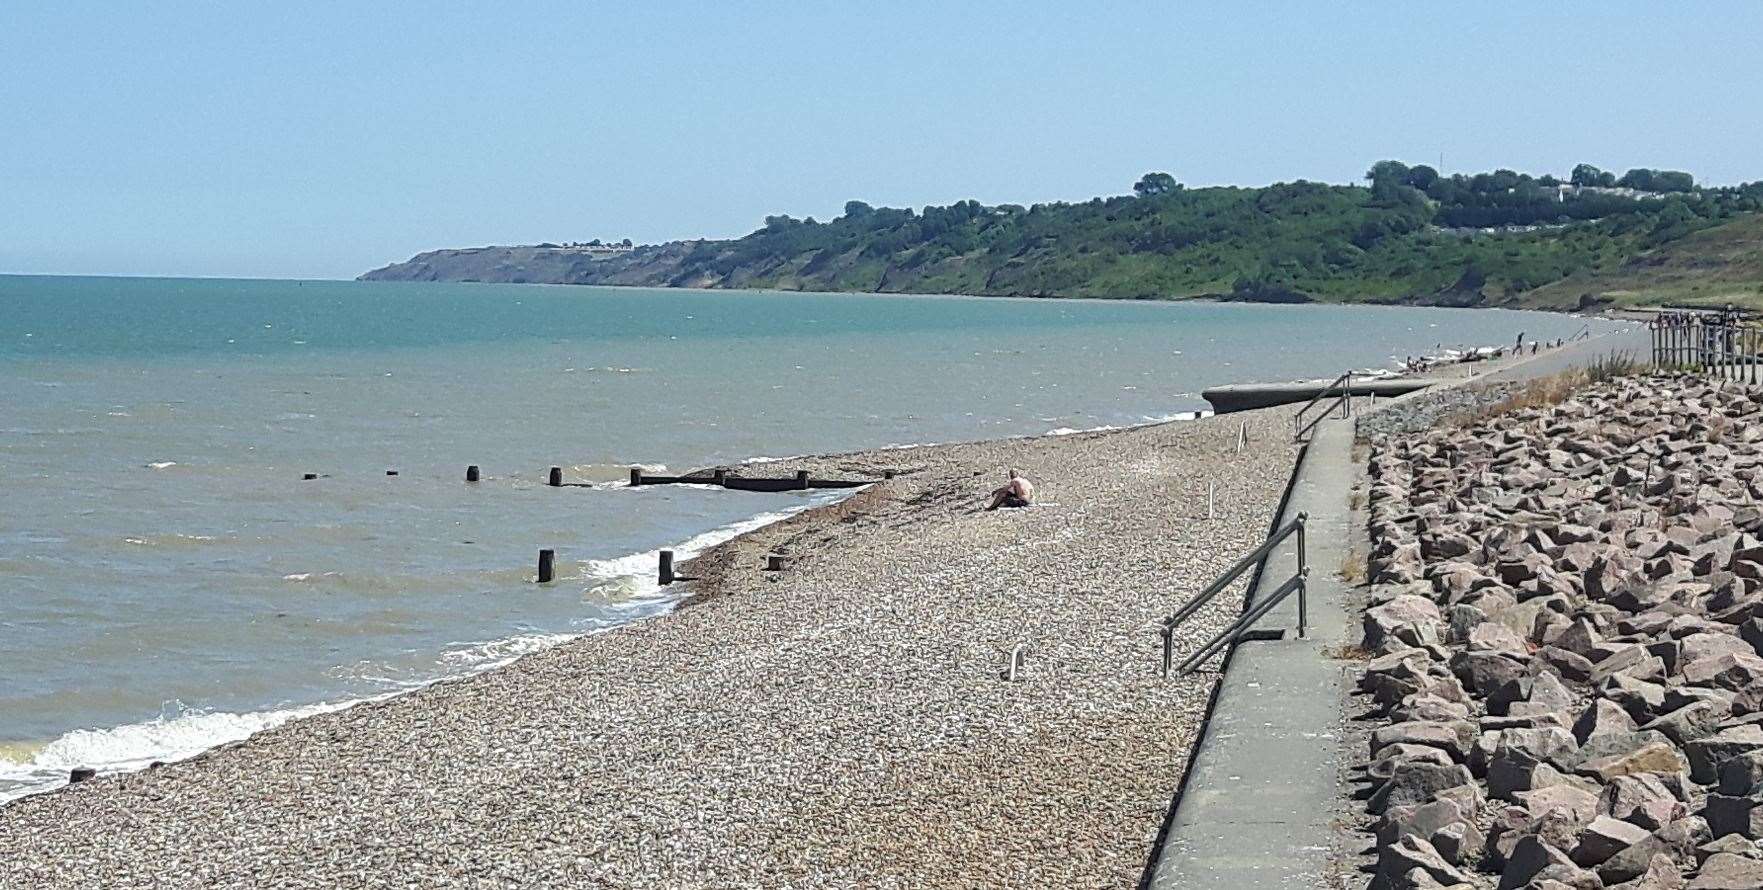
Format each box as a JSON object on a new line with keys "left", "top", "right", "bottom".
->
{"left": 1144, "top": 325, "right": 1649, "bottom": 889}
{"left": 1147, "top": 416, "right": 1357, "bottom": 888}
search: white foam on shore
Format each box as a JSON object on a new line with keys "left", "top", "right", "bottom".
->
{"left": 0, "top": 698, "right": 371, "bottom": 805}
{"left": 0, "top": 493, "right": 848, "bottom": 808}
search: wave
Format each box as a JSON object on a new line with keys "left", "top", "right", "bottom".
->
{"left": 0, "top": 698, "right": 368, "bottom": 805}
{"left": 0, "top": 493, "right": 844, "bottom": 808}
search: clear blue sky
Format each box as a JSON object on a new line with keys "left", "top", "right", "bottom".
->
{"left": 4, "top": 2, "right": 1761, "bottom": 280}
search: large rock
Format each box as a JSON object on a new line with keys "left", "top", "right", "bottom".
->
{"left": 1688, "top": 852, "right": 1763, "bottom": 890}
{"left": 1367, "top": 595, "right": 1447, "bottom": 650}
{"left": 1576, "top": 742, "right": 1690, "bottom": 784}
{"left": 1453, "top": 650, "right": 1533, "bottom": 697}
{"left": 1573, "top": 814, "right": 1655, "bottom": 867}
{"left": 1600, "top": 774, "right": 1688, "bottom": 830}
{"left": 1371, "top": 721, "right": 1478, "bottom": 763}
{"left": 1686, "top": 726, "right": 1763, "bottom": 785}
{"left": 1643, "top": 700, "right": 1731, "bottom": 747}
{"left": 1717, "top": 750, "right": 1763, "bottom": 796}
{"left": 1576, "top": 699, "right": 1643, "bottom": 745}
{"left": 1372, "top": 835, "right": 1478, "bottom": 890}
{"left": 1703, "top": 794, "right": 1763, "bottom": 841}
{"left": 1681, "top": 653, "right": 1763, "bottom": 694}
{"left": 1605, "top": 675, "right": 1672, "bottom": 723}
{"left": 1598, "top": 818, "right": 1711, "bottom": 885}
{"left": 1370, "top": 761, "right": 1478, "bottom": 814}
{"left": 1516, "top": 782, "right": 1601, "bottom": 819}
{"left": 1499, "top": 835, "right": 1581, "bottom": 890}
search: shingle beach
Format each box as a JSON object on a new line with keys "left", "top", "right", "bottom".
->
{"left": 0, "top": 408, "right": 1300, "bottom": 888}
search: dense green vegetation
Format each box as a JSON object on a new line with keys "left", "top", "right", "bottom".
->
{"left": 656, "top": 161, "right": 1763, "bottom": 307}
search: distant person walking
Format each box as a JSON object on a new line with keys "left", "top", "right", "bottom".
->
{"left": 986, "top": 470, "right": 1034, "bottom": 510}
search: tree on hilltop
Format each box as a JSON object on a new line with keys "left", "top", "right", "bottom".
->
{"left": 1133, "top": 172, "right": 1180, "bottom": 197}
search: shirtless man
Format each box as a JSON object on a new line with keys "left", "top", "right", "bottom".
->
{"left": 985, "top": 469, "right": 1034, "bottom": 510}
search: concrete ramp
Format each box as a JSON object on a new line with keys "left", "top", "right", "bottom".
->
{"left": 1202, "top": 378, "right": 1432, "bottom": 414}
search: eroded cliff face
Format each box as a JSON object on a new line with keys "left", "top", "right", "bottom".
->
{"left": 359, "top": 243, "right": 706, "bottom": 286}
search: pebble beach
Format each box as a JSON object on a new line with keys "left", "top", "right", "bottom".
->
{"left": 0, "top": 408, "right": 1301, "bottom": 888}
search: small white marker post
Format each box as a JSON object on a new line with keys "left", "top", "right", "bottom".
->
{"left": 1207, "top": 480, "right": 1216, "bottom": 520}
{"left": 1236, "top": 421, "right": 1247, "bottom": 454}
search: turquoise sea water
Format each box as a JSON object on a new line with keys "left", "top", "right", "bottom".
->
{"left": 0, "top": 275, "right": 1621, "bottom": 802}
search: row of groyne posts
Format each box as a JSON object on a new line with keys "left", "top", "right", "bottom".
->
{"left": 531, "top": 465, "right": 882, "bottom": 585}
{"left": 352, "top": 464, "right": 884, "bottom": 587}
{"left": 1649, "top": 307, "right": 1762, "bottom": 381}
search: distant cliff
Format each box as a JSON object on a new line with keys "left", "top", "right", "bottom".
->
{"left": 362, "top": 161, "right": 1763, "bottom": 310}
{"left": 360, "top": 243, "right": 710, "bottom": 287}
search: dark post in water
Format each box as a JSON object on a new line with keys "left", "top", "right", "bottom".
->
{"left": 548, "top": 466, "right": 563, "bottom": 487}
{"left": 658, "top": 550, "right": 675, "bottom": 586}
{"left": 537, "top": 548, "right": 555, "bottom": 583}
{"left": 466, "top": 465, "right": 480, "bottom": 482}
{"left": 302, "top": 472, "right": 318, "bottom": 481}
{"left": 630, "top": 467, "right": 643, "bottom": 487}
{"left": 796, "top": 470, "right": 810, "bottom": 490}
{"left": 712, "top": 469, "right": 727, "bottom": 486}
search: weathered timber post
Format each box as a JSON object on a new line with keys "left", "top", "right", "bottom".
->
{"left": 69, "top": 767, "right": 96, "bottom": 784}
{"left": 302, "top": 472, "right": 318, "bottom": 481}
{"left": 629, "top": 467, "right": 643, "bottom": 487}
{"left": 658, "top": 550, "right": 675, "bottom": 586}
{"left": 766, "top": 555, "right": 786, "bottom": 571}
{"left": 796, "top": 470, "right": 810, "bottom": 490}
{"left": 712, "top": 469, "right": 727, "bottom": 486}
{"left": 466, "top": 465, "right": 480, "bottom": 482}
{"left": 537, "top": 549, "right": 555, "bottom": 583}
{"left": 548, "top": 466, "right": 563, "bottom": 487}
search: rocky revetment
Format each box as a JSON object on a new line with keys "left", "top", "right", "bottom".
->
{"left": 1350, "top": 374, "right": 1763, "bottom": 889}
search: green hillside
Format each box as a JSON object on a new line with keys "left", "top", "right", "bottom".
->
{"left": 1520, "top": 212, "right": 1763, "bottom": 310}
{"left": 363, "top": 162, "right": 1763, "bottom": 310}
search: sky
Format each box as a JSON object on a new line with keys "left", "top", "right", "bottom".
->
{"left": 3, "top": 2, "right": 1762, "bottom": 280}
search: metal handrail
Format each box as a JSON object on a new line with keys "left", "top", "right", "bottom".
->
{"left": 1291, "top": 372, "right": 1350, "bottom": 432}
{"left": 1160, "top": 512, "right": 1307, "bottom": 677}
{"left": 1176, "top": 570, "right": 1309, "bottom": 675}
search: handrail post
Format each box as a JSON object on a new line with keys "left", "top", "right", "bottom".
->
{"left": 1160, "top": 623, "right": 1173, "bottom": 678}
{"left": 1297, "top": 570, "right": 1309, "bottom": 639}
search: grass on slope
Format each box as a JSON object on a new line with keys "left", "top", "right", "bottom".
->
{"left": 1520, "top": 214, "right": 1763, "bottom": 310}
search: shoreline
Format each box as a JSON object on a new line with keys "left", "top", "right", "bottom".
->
{"left": 0, "top": 403, "right": 1304, "bottom": 887}
{"left": 0, "top": 411, "right": 1217, "bottom": 807}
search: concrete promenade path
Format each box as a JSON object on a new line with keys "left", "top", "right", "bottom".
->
{"left": 1145, "top": 324, "right": 1650, "bottom": 889}
{"left": 1147, "top": 415, "right": 1356, "bottom": 889}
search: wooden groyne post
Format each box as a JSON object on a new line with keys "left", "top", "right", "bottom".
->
{"left": 548, "top": 466, "right": 563, "bottom": 487}
{"left": 658, "top": 550, "right": 675, "bottom": 586}
{"left": 630, "top": 467, "right": 643, "bottom": 487}
{"left": 796, "top": 470, "right": 810, "bottom": 490}
{"left": 766, "top": 555, "right": 786, "bottom": 571}
{"left": 537, "top": 549, "right": 555, "bottom": 583}
{"left": 466, "top": 465, "right": 480, "bottom": 482}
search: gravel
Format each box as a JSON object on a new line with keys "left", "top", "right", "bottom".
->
{"left": 1355, "top": 382, "right": 1522, "bottom": 441}
{"left": 0, "top": 409, "right": 1299, "bottom": 888}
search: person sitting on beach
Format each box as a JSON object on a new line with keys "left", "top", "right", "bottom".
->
{"left": 986, "top": 470, "right": 1034, "bottom": 510}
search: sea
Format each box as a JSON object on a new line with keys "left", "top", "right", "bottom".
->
{"left": 0, "top": 275, "right": 1622, "bottom": 803}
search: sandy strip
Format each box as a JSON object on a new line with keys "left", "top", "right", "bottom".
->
{"left": 0, "top": 408, "right": 1299, "bottom": 889}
